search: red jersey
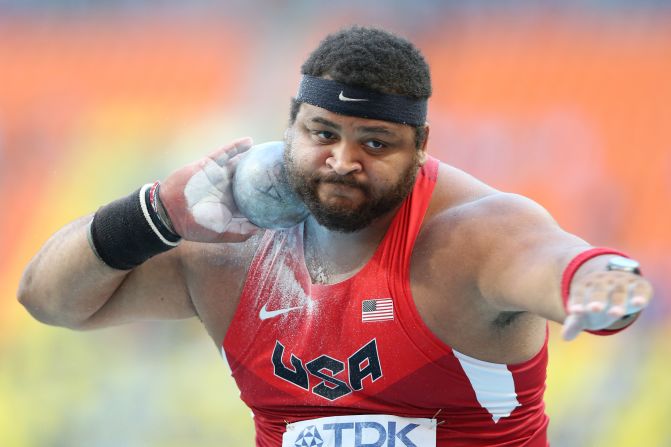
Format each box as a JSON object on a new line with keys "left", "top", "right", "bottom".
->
{"left": 223, "top": 157, "right": 549, "bottom": 446}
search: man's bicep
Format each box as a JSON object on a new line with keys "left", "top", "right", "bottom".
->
{"left": 475, "top": 194, "right": 589, "bottom": 320}
{"left": 78, "top": 246, "right": 196, "bottom": 330}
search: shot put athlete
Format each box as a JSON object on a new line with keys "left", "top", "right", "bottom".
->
{"left": 18, "top": 26, "right": 653, "bottom": 447}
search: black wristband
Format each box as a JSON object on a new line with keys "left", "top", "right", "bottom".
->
{"left": 90, "top": 184, "right": 181, "bottom": 270}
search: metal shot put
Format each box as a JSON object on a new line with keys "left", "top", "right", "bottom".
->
{"left": 232, "top": 141, "right": 308, "bottom": 230}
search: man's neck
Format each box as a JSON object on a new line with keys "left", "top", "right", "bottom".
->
{"left": 303, "top": 211, "right": 395, "bottom": 284}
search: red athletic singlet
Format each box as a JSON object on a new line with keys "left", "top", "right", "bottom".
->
{"left": 223, "top": 157, "right": 549, "bottom": 447}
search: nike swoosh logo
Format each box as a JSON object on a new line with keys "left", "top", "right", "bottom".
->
{"left": 259, "top": 303, "right": 303, "bottom": 320}
{"left": 339, "top": 91, "right": 369, "bottom": 102}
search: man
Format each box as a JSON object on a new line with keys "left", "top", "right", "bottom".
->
{"left": 18, "top": 26, "right": 652, "bottom": 447}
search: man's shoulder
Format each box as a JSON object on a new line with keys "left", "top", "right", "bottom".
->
{"left": 411, "top": 165, "right": 551, "bottom": 359}
{"left": 416, "top": 163, "right": 561, "bottom": 269}
{"left": 427, "top": 162, "right": 556, "bottom": 231}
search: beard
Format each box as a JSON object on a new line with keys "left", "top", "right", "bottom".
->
{"left": 283, "top": 141, "right": 421, "bottom": 233}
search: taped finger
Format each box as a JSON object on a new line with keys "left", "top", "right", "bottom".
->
{"left": 562, "top": 314, "right": 586, "bottom": 341}
{"left": 628, "top": 279, "right": 653, "bottom": 311}
{"left": 585, "top": 282, "right": 608, "bottom": 313}
{"left": 567, "top": 282, "right": 588, "bottom": 314}
{"left": 607, "top": 283, "right": 628, "bottom": 317}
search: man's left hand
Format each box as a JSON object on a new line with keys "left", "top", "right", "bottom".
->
{"left": 562, "top": 270, "right": 653, "bottom": 340}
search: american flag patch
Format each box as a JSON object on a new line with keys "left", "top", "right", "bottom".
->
{"left": 361, "top": 298, "right": 394, "bottom": 322}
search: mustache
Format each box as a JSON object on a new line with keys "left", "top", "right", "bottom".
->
{"left": 314, "top": 173, "right": 368, "bottom": 191}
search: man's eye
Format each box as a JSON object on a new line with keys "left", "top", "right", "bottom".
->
{"left": 315, "top": 130, "right": 336, "bottom": 140}
{"left": 365, "top": 140, "right": 385, "bottom": 150}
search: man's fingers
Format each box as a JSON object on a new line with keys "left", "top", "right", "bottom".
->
{"left": 232, "top": 218, "right": 262, "bottom": 236}
{"left": 607, "top": 283, "right": 628, "bottom": 317}
{"left": 567, "top": 282, "right": 587, "bottom": 314}
{"left": 226, "top": 151, "right": 247, "bottom": 175}
{"left": 628, "top": 279, "right": 653, "bottom": 311}
{"left": 561, "top": 314, "right": 585, "bottom": 341}
{"left": 208, "top": 137, "right": 254, "bottom": 167}
{"left": 219, "top": 217, "right": 262, "bottom": 242}
{"left": 200, "top": 158, "right": 229, "bottom": 195}
{"left": 585, "top": 276, "right": 608, "bottom": 313}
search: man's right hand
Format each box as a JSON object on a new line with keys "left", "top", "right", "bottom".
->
{"left": 159, "top": 137, "right": 261, "bottom": 243}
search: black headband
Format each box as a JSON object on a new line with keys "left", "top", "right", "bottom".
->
{"left": 295, "top": 75, "right": 428, "bottom": 127}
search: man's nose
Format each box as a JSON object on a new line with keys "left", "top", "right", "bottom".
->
{"left": 325, "top": 141, "right": 363, "bottom": 176}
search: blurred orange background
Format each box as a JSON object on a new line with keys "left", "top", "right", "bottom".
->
{"left": 1, "top": 2, "right": 669, "bottom": 446}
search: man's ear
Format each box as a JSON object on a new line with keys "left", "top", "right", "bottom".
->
{"left": 417, "top": 123, "right": 430, "bottom": 166}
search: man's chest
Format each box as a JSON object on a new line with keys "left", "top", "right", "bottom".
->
{"left": 220, "top": 272, "right": 547, "bottom": 443}
{"left": 223, "top": 279, "right": 467, "bottom": 410}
